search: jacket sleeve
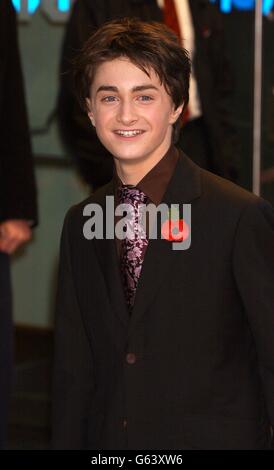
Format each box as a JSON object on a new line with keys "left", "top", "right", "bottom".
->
{"left": 0, "top": 0, "right": 38, "bottom": 225}
{"left": 232, "top": 198, "right": 274, "bottom": 443}
{"left": 52, "top": 208, "right": 95, "bottom": 449}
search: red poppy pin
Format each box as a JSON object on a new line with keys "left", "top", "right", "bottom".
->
{"left": 161, "top": 207, "right": 190, "bottom": 242}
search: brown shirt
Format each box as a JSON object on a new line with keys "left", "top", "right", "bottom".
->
{"left": 113, "top": 144, "right": 180, "bottom": 260}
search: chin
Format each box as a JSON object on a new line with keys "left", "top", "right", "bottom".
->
{"left": 109, "top": 146, "right": 144, "bottom": 161}
{"left": 114, "top": 152, "right": 143, "bottom": 163}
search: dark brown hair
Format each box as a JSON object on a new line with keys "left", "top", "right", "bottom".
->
{"left": 73, "top": 17, "right": 191, "bottom": 143}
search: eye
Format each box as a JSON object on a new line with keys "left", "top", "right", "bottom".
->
{"left": 138, "top": 95, "right": 153, "bottom": 102}
{"left": 101, "top": 96, "right": 118, "bottom": 102}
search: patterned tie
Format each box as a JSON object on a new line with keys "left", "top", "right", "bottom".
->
{"left": 117, "top": 185, "right": 148, "bottom": 312}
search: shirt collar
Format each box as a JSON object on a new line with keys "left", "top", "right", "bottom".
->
{"left": 113, "top": 144, "right": 179, "bottom": 206}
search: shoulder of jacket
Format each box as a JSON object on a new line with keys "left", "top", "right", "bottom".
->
{"left": 200, "top": 168, "right": 260, "bottom": 210}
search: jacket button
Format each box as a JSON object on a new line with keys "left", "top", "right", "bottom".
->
{"left": 126, "top": 352, "right": 136, "bottom": 364}
{"left": 123, "top": 419, "right": 127, "bottom": 428}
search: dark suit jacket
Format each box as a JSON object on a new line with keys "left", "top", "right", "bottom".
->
{"left": 0, "top": 0, "right": 37, "bottom": 225}
{"left": 57, "top": 0, "right": 238, "bottom": 189}
{"left": 52, "top": 148, "right": 274, "bottom": 449}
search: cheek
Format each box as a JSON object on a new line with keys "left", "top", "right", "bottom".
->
{"left": 95, "top": 109, "right": 110, "bottom": 125}
{"left": 149, "top": 97, "right": 174, "bottom": 123}
{"left": 149, "top": 106, "right": 173, "bottom": 132}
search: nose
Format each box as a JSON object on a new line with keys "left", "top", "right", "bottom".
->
{"left": 116, "top": 98, "right": 138, "bottom": 126}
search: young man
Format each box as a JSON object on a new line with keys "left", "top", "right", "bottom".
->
{"left": 52, "top": 18, "right": 274, "bottom": 450}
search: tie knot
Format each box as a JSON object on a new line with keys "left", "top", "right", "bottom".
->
{"left": 117, "top": 185, "right": 148, "bottom": 205}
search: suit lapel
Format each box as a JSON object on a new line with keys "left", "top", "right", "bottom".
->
{"left": 128, "top": 150, "right": 202, "bottom": 338}
{"left": 91, "top": 151, "right": 202, "bottom": 335}
{"left": 92, "top": 180, "right": 130, "bottom": 329}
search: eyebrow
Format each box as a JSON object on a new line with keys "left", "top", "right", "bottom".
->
{"left": 96, "top": 84, "right": 159, "bottom": 94}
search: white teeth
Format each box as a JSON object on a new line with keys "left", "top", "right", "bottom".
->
{"left": 115, "top": 130, "right": 144, "bottom": 137}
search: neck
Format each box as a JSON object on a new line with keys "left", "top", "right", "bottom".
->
{"left": 114, "top": 139, "right": 172, "bottom": 185}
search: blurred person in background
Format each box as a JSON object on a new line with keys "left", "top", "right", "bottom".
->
{"left": 0, "top": 0, "right": 38, "bottom": 448}
{"left": 57, "top": 0, "right": 239, "bottom": 191}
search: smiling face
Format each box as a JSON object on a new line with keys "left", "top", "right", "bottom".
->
{"left": 86, "top": 58, "right": 183, "bottom": 172}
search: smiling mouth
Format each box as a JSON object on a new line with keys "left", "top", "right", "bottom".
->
{"left": 114, "top": 130, "right": 145, "bottom": 137}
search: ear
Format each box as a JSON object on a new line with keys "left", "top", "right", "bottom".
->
{"left": 86, "top": 97, "right": 95, "bottom": 126}
{"left": 169, "top": 103, "right": 184, "bottom": 124}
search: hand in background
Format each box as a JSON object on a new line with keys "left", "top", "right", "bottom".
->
{"left": 0, "top": 220, "right": 32, "bottom": 254}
